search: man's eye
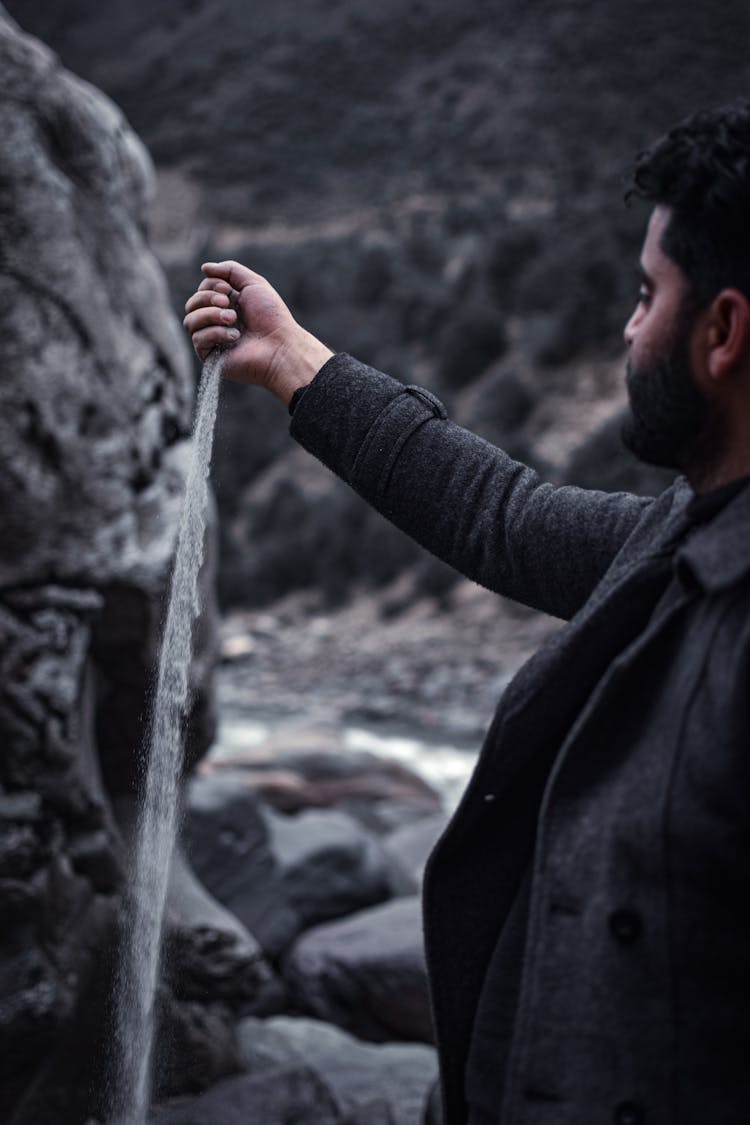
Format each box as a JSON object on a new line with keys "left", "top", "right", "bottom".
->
{"left": 638, "top": 285, "right": 652, "bottom": 306}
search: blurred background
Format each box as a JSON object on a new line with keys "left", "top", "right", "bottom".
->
{"left": 8, "top": 0, "right": 749, "bottom": 742}
{"left": 12, "top": 0, "right": 748, "bottom": 613}
{"left": 1, "top": 1, "right": 748, "bottom": 1121}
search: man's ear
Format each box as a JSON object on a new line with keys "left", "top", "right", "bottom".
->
{"left": 706, "top": 289, "right": 750, "bottom": 382}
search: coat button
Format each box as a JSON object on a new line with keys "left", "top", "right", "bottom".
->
{"left": 614, "top": 1100, "right": 645, "bottom": 1125}
{"left": 609, "top": 908, "right": 642, "bottom": 945}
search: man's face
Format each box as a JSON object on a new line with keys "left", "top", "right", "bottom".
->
{"left": 621, "top": 206, "right": 715, "bottom": 474}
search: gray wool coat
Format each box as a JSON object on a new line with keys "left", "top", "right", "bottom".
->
{"left": 290, "top": 354, "right": 750, "bottom": 1125}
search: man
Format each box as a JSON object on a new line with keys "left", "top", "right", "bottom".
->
{"left": 183, "top": 101, "right": 750, "bottom": 1125}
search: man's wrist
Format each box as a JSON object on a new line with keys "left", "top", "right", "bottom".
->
{"left": 269, "top": 330, "right": 334, "bottom": 407}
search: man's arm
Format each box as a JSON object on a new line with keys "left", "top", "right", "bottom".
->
{"left": 289, "top": 353, "right": 650, "bottom": 620}
{"left": 184, "top": 261, "right": 651, "bottom": 621}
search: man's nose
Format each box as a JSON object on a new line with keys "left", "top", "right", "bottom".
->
{"left": 623, "top": 307, "right": 640, "bottom": 347}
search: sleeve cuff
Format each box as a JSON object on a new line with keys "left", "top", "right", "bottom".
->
{"left": 289, "top": 353, "right": 447, "bottom": 496}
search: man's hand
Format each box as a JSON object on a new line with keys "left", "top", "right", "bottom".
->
{"left": 183, "top": 261, "right": 334, "bottom": 406}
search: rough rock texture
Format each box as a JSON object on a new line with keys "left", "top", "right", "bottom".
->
{"left": 0, "top": 5, "right": 219, "bottom": 795}
{"left": 6, "top": 895, "right": 120, "bottom": 1125}
{"left": 283, "top": 897, "right": 433, "bottom": 1044}
{"left": 0, "top": 22, "right": 188, "bottom": 586}
{"left": 184, "top": 773, "right": 395, "bottom": 957}
{"left": 238, "top": 1015, "right": 438, "bottom": 1125}
{"left": 150, "top": 986, "right": 245, "bottom": 1103}
{"left": 0, "top": 588, "right": 122, "bottom": 1121}
{"left": 0, "top": 9, "right": 226, "bottom": 1118}
{"left": 163, "top": 844, "right": 285, "bottom": 1014}
{"left": 149, "top": 1066, "right": 342, "bottom": 1125}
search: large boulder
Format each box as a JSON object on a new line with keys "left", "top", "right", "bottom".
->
{"left": 238, "top": 1015, "right": 438, "bottom": 1125}
{"left": 199, "top": 734, "right": 444, "bottom": 822}
{"left": 162, "top": 844, "right": 283, "bottom": 1014}
{"left": 282, "top": 896, "right": 433, "bottom": 1044}
{"left": 0, "top": 6, "right": 219, "bottom": 798}
{"left": 149, "top": 1066, "right": 342, "bottom": 1125}
{"left": 183, "top": 773, "right": 394, "bottom": 957}
{"left": 0, "top": 10, "right": 223, "bottom": 1118}
{"left": 0, "top": 590, "right": 121, "bottom": 1122}
{"left": 382, "top": 812, "right": 449, "bottom": 895}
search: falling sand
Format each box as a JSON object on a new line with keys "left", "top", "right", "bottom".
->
{"left": 109, "top": 350, "right": 223, "bottom": 1125}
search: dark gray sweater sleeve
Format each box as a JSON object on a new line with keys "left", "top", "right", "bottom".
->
{"left": 289, "top": 353, "right": 652, "bottom": 620}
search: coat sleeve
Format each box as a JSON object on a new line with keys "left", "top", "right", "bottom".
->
{"left": 289, "top": 353, "right": 653, "bottom": 620}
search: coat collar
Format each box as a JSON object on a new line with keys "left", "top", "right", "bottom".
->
{"left": 675, "top": 476, "right": 750, "bottom": 593}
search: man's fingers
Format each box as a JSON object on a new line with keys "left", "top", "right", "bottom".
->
{"left": 184, "top": 290, "right": 230, "bottom": 313}
{"left": 197, "top": 278, "right": 238, "bottom": 298}
{"left": 202, "top": 260, "right": 266, "bottom": 292}
{"left": 191, "top": 325, "right": 241, "bottom": 359}
{"left": 183, "top": 305, "right": 238, "bottom": 333}
{"left": 184, "top": 286, "right": 242, "bottom": 314}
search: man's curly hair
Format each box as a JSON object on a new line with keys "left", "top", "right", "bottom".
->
{"left": 628, "top": 99, "right": 750, "bottom": 304}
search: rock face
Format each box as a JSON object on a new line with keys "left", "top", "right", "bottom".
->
{"left": 0, "top": 19, "right": 191, "bottom": 590}
{"left": 0, "top": 9, "right": 223, "bottom": 1119}
{"left": 0, "top": 4, "right": 219, "bottom": 794}
{"left": 238, "top": 1015, "right": 438, "bottom": 1125}
{"left": 382, "top": 812, "right": 450, "bottom": 895}
{"left": 148, "top": 1066, "right": 342, "bottom": 1125}
{"left": 283, "top": 897, "right": 433, "bottom": 1044}
{"left": 184, "top": 773, "right": 395, "bottom": 957}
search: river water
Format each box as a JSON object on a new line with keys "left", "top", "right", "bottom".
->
{"left": 211, "top": 709, "right": 478, "bottom": 813}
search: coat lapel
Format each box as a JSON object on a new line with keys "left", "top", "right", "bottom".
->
{"left": 460, "top": 480, "right": 694, "bottom": 813}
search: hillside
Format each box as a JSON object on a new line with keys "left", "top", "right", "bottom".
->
{"left": 5, "top": 0, "right": 749, "bottom": 608}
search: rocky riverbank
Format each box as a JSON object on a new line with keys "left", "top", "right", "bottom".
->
{"left": 160, "top": 764, "right": 442, "bottom": 1123}
{"left": 218, "top": 579, "right": 560, "bottom": 741}
{"left": 3, "top": 1, "right": 747, "bottom": 1119}
{"left": 147, "top": 580, "right": 557, "bottom": 1122}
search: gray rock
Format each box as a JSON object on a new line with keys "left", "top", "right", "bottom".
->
{"left": 0, "top": 10, "right": 222, "bottom": 1117}
{"left": 5, "top": 895, "right": 118, "bottom": 1125}
{"left": 343, "top": 1101, "right": 397, "bottom": 1125}
{"left": 151, "top": 987, "right": 245, "bottom": 1103}
{"left": 0, "top": 11, "right": 191, "bottom": 587}
{"left": 162, "top": 843, "right": 284, "bottom": 1014}
{"left": 205, "top": 744, "right": 442, "bottom": 819}
{"left": 0, "top": 6, "right": 219, "bottom": 800}
{"left": 184, "top": 773, "right": 393, "bottom": 957}
{"left": 149, "top": 1065, "right": 342, "bottom": 1125}
{"left": 282, "top": 897, "right": 433, "bottom": 1044}
{"left": 0, "top": 593, "right": 124, "bottom": 1121}
{"left": 382, "top": 813, "right": 449, "bottom": 895}
{"left": 238, "top": 1014, "right": 438, "bottom": 1125}
{"left": 339, "top": 797, "right": 445, "bottom": 838}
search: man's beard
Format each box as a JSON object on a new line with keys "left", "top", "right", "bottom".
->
{"left": 621, "top": 318, "right": 726, "bottom": 481}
